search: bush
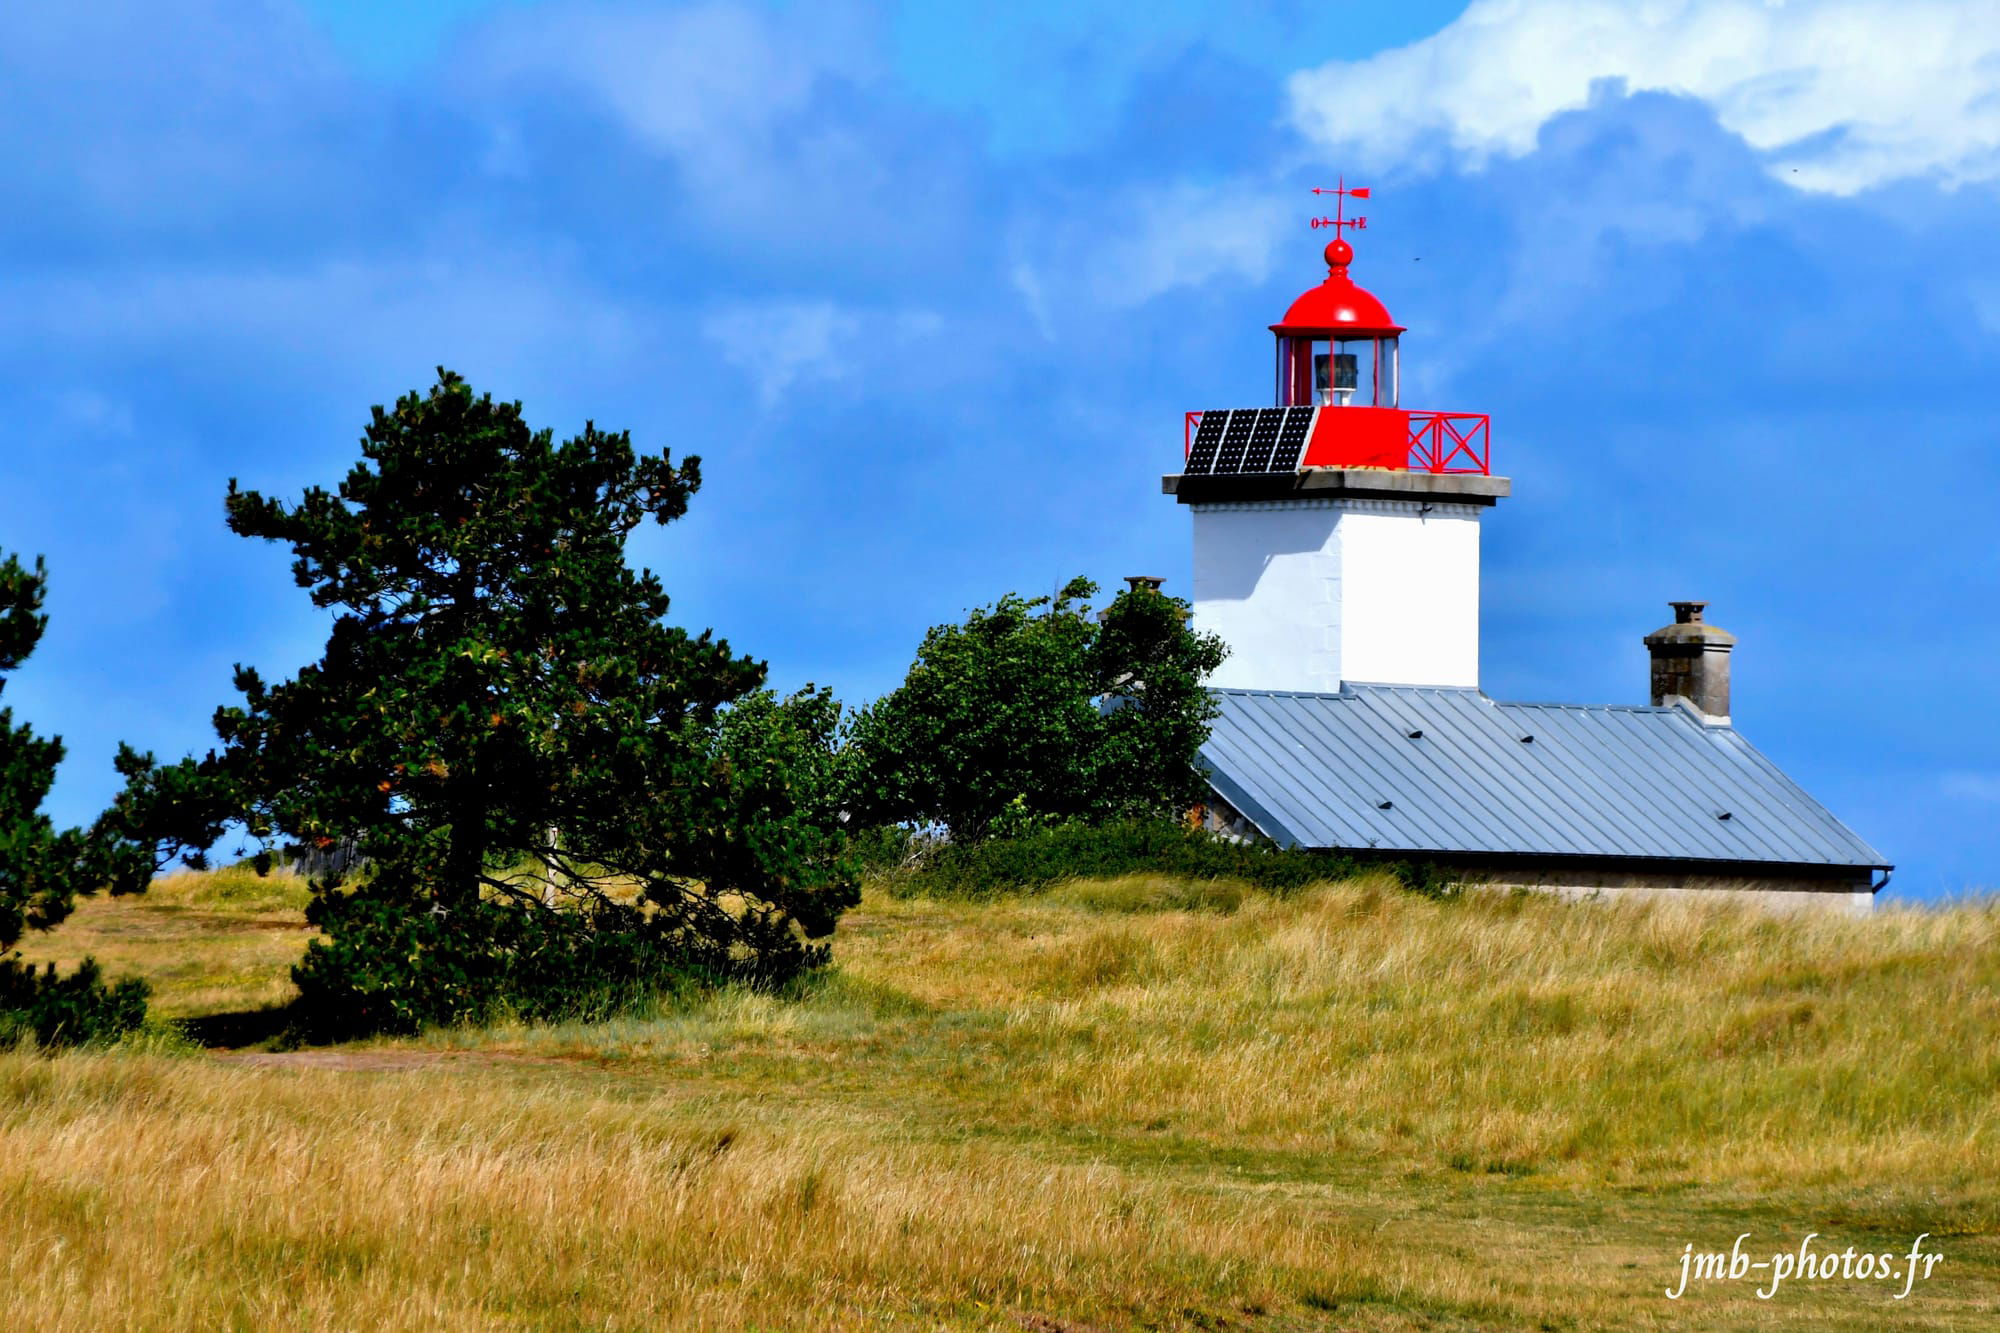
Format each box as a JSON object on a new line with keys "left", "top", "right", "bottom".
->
{"left": 845, "top": 578, "right": 1227, "bottom": 840}
{"left": 0, "top": 956, "right": 150, "bottom": 1049}
{"left": 871, "top": 818, "right": 1446, "bottom": 900}
{"left": 289, "top": 867, "right": 811, "bottom": 1041}
{"left": 847, "top": 823, "right": 922, "bottom": 874}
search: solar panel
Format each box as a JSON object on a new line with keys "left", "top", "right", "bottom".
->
{"left": 1181, "top": 407, "right": 1317, "bottom": 477}
{"left": 1273, "top": 405, "right": 1315, "bottom": 471}
{"left": 1183, "top": 412, "right": 1228, "bottom": 475}
{"left": 1240, "top": 408, "right": 1286, "bottom": 473}
{"left": 1214, "top": 411, "right": 1257, "bottom": 474}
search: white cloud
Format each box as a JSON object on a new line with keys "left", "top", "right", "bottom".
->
{"left": 701, "top": 300, "right": 941, "bottom": 407}
{"left": 478, "top": 4, "right": 814, "bottom": 166}
{"left": 1941, "top": 772, "right": 2000, "bottom": 804}
{"left": 466, "top": 2, "right": 882, "bottom": 222}
{"left": 0, "top": 0, "right": 356, "bottom": 228}
{"left": 1083, "top": 182, "right": 1294, "bottom": 308}
{"left": 1971, "top": 277, "right": 2000, "bottom": 335}
{"left": 1288, "top": 0, "right": 2000, "bottom": 195}
{"left": 1007, "top": 179, "right": 1294, "bottom": 329}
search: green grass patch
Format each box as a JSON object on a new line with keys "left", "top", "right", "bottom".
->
{"left": 873, "top": 817, "right": 1444, "bottom": 899}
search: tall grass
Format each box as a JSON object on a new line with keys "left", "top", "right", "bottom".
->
{"left": 8, "top": 866, "right": 313, "bottom": 1021}
{"left": 0, "top": 1051, "right": 1414, "bottom": 1330}
{"left": 873, "top": 818, "right": 1442, "bottom": 898}
{"left": 860, "top": 877, "right": 2000, "bottom": 1192}
{"left": 3, "top": 871, "right": 1997, "bottom": 1328}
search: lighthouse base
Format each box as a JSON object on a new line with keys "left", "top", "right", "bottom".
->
{"left": 1190, "top": 493, "right": 1486, "bottom": 693}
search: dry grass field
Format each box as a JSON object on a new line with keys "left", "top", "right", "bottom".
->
{"left": 5, "top": 868, "right": 1999, "bottom": 1330}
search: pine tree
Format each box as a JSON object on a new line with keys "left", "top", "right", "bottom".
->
{"left": 114, "top": 371, "right": 858, "bottom": 1035}
{"left": 0, "top": 551, "right": 148, "bottom": 1045}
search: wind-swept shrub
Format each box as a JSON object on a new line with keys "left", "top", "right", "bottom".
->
{"left": 846, "top": 578, "right": 1227, "bottom": 840}
{"left": 0, "top": 957, "right": 149, "bottom": 1048}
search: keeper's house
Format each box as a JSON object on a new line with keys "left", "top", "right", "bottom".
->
{"left": 1161, "top": 201, "right": 1888, "bottom": 913}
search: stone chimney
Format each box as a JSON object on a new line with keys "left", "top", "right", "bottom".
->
{"left": 1102, "top": 576, "right": 1172, "bottom": 625}
{"left": 1645, "top": 600, "right": 1736, "bottom": 723}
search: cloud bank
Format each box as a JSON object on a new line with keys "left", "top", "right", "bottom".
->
{"left": 1289, "top": 0, "right": 2000, "bottom": 194}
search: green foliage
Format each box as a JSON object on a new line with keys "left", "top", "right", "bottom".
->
{"left": 875, "top": 817, "right": 1446, "bottom": 899}
{"left": 1, "top": 551, "right": 88, "bottom": 950}
{"left": 117, "top": 370, "right": 858, "bottom": 1036}
{"left": 0, "top": 956, "right": 149, "bottom": 1049}
{"left": 94, "top": 738, "right": 241, "bottom": 892}
{"left": 846, "top": 578, "right": 1227, "bottom": 839}
{"left": 0, "top": 550, "right": 49, "bottom": 674}
{"left": 0, "top": 549, "right": 152, "bottom": 1043}
{"left": 847, "top": 823, "right": 921, "bottom": 874}
{"left": 291, "top": 868, "right": 716, "bottom": 1040}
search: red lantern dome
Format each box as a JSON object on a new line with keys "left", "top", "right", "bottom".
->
{"left": 1171, "top": 188, "right": 1491, "bottom": 484}
{"left": 1270, "top": 239, "right": 1404, "bottom": 336}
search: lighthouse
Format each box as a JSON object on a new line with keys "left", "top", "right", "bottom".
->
{"left": 1167, "top": 188, "right": 1887, "bottom": 911}
{"left": 1164, "top": 188, "right": 1508, "bottom": 692}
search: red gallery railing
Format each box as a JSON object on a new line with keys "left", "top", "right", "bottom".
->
{"left": 1406, "top": 411, "right": 1490, "bottom": 475}
{"left": 1184, "top": 409, "right": 1491, "bottom": 476}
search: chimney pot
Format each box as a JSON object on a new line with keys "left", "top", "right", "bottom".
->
{"left": 1644, "top": 600, "right": 1736, "bottom": 722}
{"left": 1102, "top": 576, "right": 1176, "bottom": 625}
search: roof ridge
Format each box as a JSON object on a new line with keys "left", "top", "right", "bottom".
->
{"left": 1498, "top": 699, "right": 1690, "bottom": 715}
{"left": 1209, "top": 684, "right": 1710, "bottom": 718}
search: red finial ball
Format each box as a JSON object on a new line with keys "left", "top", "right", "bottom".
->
{"left": 1324, "top": 238, "right": 1353, "bottom": 270}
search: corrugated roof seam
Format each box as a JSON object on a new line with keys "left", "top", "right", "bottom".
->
{"left": 1199, "top": 686, "right": 1888, "bottom": 870}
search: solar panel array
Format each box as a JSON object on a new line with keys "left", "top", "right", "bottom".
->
{"left": 1181, "top": 407, "right": 1314, "bottom": 477}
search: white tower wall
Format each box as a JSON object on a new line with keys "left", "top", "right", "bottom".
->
{"left": 1191, "top": 497, "right": 1482, "bottom": 693}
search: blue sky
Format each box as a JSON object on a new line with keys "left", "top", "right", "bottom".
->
{"left": 3, "top": 0, "right": 1998, "bottom": 900}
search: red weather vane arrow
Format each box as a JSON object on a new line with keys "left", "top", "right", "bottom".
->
{"left": 1308, "top": 177, "right": 1371, "bottom": 236}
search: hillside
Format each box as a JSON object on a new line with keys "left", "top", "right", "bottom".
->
{"left": 5, "top": 870, "right": 1998, "bottom": 1330}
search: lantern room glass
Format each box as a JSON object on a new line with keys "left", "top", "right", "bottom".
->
{"left": 1275, "top": 335, "right": 1399, "bottom": 408}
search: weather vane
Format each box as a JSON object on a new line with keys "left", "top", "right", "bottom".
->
{"left": 1308, "top": 176, "right": 1370, "bottom": 238}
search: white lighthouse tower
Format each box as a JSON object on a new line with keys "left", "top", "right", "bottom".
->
{"left": 1165, "top": 187, "right": 1508, "bottom": 692}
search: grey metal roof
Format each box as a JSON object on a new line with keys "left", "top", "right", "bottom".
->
{"left": 1201, "top": 686, "right": 1889, "bottom": 870}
